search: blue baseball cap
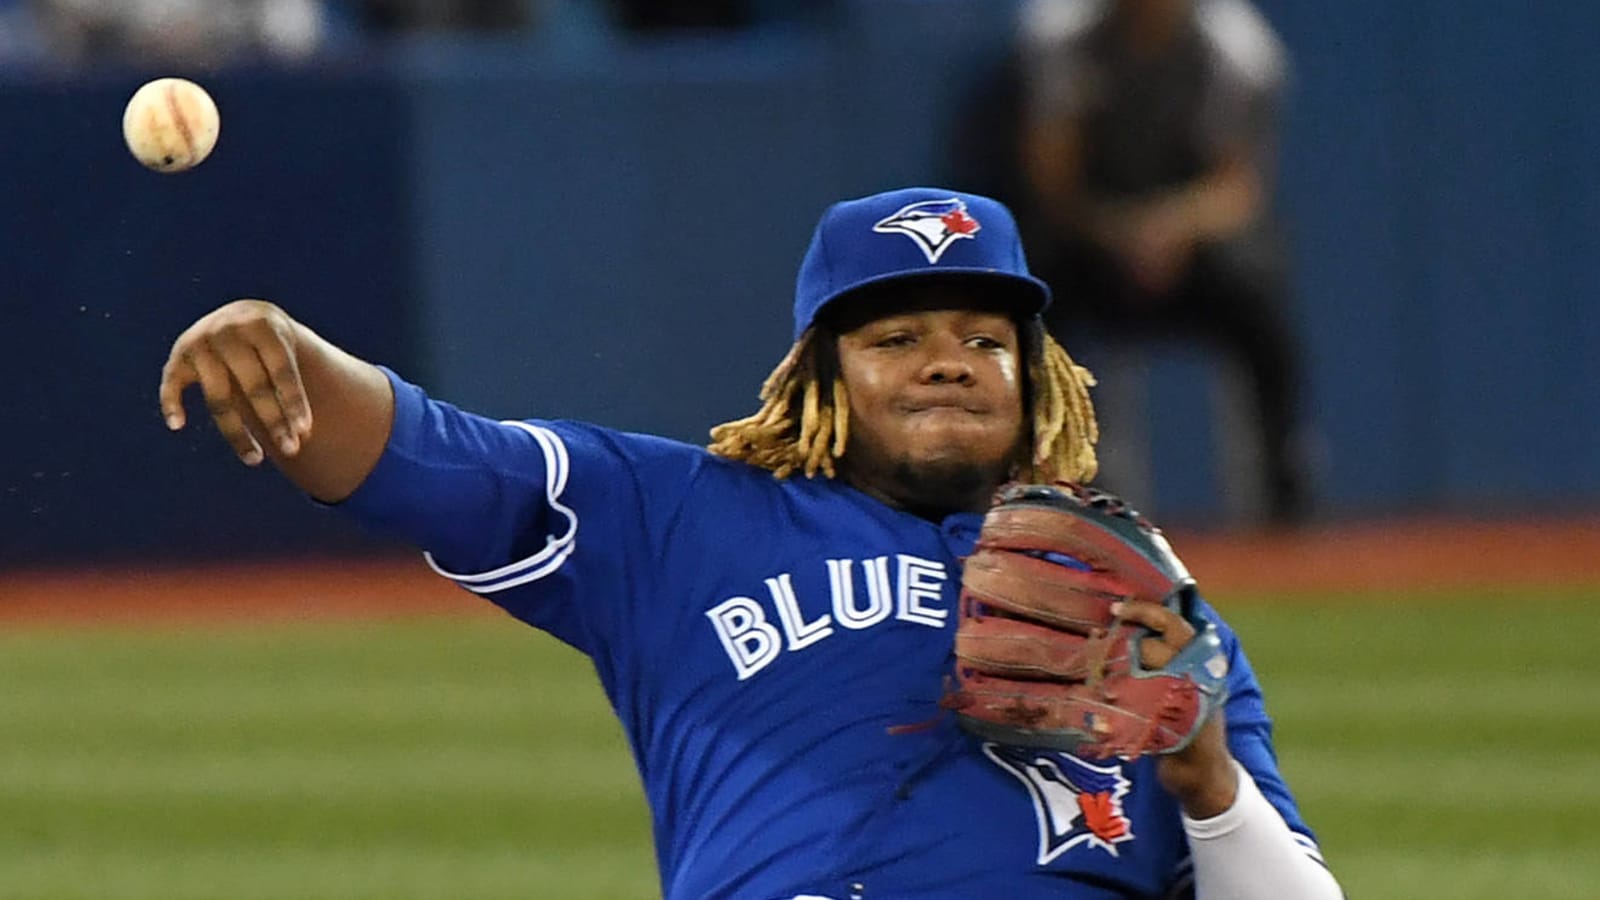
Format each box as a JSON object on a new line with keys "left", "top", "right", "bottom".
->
{"left": 791, "top": 186, "right": 1052, "bottom": 341}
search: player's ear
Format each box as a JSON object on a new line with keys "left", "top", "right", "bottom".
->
{"left": 1012, "top": 316, "right": 1045, "bottom": 477}
{"left": 1019, "top": 315, "right": 1044, "bottom": 404}
{"left": 812, "top": 324, "right": 842, "bottom": 386}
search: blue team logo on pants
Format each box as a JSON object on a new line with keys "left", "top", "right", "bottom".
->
{"left": 983, "top": 743, "right": 1134, "bottom": 864}
{"left": 871, "top": 198, "right": 982, "bottom": 263}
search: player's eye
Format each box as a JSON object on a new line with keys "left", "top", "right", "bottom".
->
{"left": 966, "top": 335, "right": 1005, "bottom": 350}
{"left": 875, "top": 333, "right": 916, "bottom": 348}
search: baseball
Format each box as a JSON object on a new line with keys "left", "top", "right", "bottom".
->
{"left": 122, "top": 78, "right": 220, "bottom": 173}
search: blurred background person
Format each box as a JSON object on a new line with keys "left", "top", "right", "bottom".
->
{"left": 0, "top": 0, "right": 49, "bottom": 63}
{"left": 962, "top": 0, "right": 1314, "bottom": 526}
{"left": 607, "top": 0, "right": 751, "bottom": 31}
{"left": 21, "top": 0, "right": 331, "bottom": 66}
{"left": 351, "top": 0, "right": 538, "bottom": 34}
{"left": 7, "top": 0, "right": 542, "bottom": 68}
{"left": 602, "top": 0, "right": 828, "bottom": 33}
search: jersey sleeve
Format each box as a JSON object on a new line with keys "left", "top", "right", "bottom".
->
{"left": 336, "top": 368, "right": 704, "bottom": 656}
{"left": 1197, "top": 598, "right": 1324, "bottom": 857}
{"left": 1159, "top": 599, "right": 1327, "bottom": 898}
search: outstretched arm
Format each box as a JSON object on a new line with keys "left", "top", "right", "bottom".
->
{"left": 158, "top": 299, "right": 394, "bottom": 503}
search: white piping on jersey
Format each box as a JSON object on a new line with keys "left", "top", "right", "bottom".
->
{"left": 423, "top": 421, "right": 577, "bottom": 593}
{"left": 1291, "top": 831, "right": 1326, "bottom": 864}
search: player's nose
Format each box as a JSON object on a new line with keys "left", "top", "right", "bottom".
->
{"left": 918, "top": 343, "right": 975, "bottom": 385}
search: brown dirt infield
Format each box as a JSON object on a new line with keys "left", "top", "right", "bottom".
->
{"left": 1171, "top": 514, "right": 1600, "bottom": 595}
{"left": 0, "top": 556, "right": 480, "bottom": 627}
{"left": 3, "top": 515, "right": 1599, "bottom": 627}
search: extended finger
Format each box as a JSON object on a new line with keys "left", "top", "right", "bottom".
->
{"left": 187, "top": 346, "right": 265, "bottom": 465}
{"left": 249, "top": 331, "right": 313, "bottom": 440}
{"left": 158, "top": 348, "right": 199, "bottom": 431}
{"left": 208, "top": 333, "right": 299, "bottom": 456}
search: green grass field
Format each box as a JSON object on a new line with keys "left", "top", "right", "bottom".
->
{"left": 3, "top": 588, "right": 1598, "bottom": 899}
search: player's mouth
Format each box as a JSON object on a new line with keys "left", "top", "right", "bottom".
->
{"left": 903, "top": 403, "right": 987, "bottom": 417}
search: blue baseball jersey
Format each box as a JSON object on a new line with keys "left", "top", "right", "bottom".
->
{"left": 340, "top": 371, "right": 1324, "bottom": 900}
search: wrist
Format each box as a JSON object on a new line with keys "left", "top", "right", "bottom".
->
{"left": 1171, "top": 756, "right": 1240, "bottom": 820}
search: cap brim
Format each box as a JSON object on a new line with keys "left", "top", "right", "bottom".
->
{"left": 811, "top": 267, "right": 1052, "bottom": 332}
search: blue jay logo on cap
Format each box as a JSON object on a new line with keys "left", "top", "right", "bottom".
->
{"left": 871, "top": 197, "right": 982, "bottom": 264}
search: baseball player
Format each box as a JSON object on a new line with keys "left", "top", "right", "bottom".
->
{"left": 159, "top": 187, "right": 1343, "bottom": 899}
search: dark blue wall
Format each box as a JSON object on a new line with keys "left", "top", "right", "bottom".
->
{"left": 2, "top": 1, "right": 1596, "bottom": 570}
{"left": 1258, "top": 0, "right": 1600, "bottom": 512}
{"left": 0, "top": 68, "right": 418, "bottom": 565}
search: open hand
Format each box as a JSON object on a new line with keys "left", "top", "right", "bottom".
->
{"left": 159, "top": 299, "right": 313, "bottom": 465}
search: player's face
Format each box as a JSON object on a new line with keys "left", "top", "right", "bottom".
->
{"left": 834, "top": 286, "right": 1027, "bottom": 515}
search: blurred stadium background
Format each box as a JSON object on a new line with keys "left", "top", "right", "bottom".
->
{"left": 2, "top": 1, "right": 1598, "bottom": 898}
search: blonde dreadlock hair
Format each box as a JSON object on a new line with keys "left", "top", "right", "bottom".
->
{"left": 707, "top": 323, "right": 1100, "bottom": 483}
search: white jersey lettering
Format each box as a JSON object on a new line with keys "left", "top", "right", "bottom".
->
{"left": 768, "top": 573, "right": 834, "bottom": 650}
{"left": 895, "top": 553, "right": 949, "bottom": 627}
{"left": 705, "top": 596, "right": 783, "bottom": 680}
{"left": 710, "top": 554, "right": 950, "bottom": 678}
{"left": 828, "top": 557, "right": 893, "bottom": 630}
